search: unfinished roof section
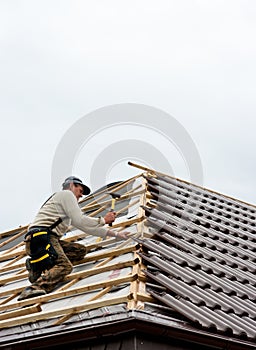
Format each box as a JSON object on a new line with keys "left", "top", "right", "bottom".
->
{"left": 0, "top": 164, "right": 255, "bottom": 349}
{"left": 0, "top": 174, "right": 147, "bottom": 326}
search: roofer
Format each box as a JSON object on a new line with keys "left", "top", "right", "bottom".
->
{"left": 18, "top": 176, "right": 128, "bottom": 301}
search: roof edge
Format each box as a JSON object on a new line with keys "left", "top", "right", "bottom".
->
{"left": 1, "top": 309, "right": 255, "bottom": 350}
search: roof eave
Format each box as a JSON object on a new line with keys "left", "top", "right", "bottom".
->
{"left": 0, "top": 310, "right": 255, "bottom": 350}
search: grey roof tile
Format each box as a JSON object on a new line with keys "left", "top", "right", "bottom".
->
{"left": 140, "top": 173, "right": 256, "bottom": 341}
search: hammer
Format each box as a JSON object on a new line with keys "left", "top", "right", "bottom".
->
{"left": 108, "top": 192, "right": 121, "bottom": 226}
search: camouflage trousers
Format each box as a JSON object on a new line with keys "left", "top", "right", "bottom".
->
{"left": 25, "top": 234, "right": 87, "bottom": 293}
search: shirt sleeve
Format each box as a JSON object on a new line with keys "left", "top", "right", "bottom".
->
{"left": 56, "top": 191, "right": 108, "bottom": 238}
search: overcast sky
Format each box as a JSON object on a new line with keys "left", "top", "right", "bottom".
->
{"left": 1, "top": 0, "right": 256, "bottom": 233}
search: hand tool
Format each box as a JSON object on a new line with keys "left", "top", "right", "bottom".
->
{"left": 108, "top": 192, "right": 121, "bottom": 226}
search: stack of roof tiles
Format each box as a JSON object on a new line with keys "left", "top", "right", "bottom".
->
{"left": 0, "top": 166, "right": 255, "bottom": 349}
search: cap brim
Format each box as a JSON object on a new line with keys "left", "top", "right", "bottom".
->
{"left": 82, "top": 184, "right": 91, "bottom": 195}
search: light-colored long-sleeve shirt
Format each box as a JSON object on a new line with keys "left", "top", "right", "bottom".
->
{"left": 29, "top": 190, "right": 107, "bottom": 238}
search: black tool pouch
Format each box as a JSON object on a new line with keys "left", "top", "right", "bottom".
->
{"left": 28, "top": 229, "right": 58, "bottom": 272}
{"left": 24, "top": 192, "right": 66, "bottom": 273}
{"left": 25, "top": 228, "right": 58, "bottom": 272}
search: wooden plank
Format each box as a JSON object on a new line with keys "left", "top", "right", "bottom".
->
{"left": 128, "top": 178, "right": 147, "bottom": 309}
{"left": 0, "top": 271, "right": 27, "bottom": 285}
{"left": 0, "top": 241, "right": 136, "bottom": 285}
{"left": 52, "top": 313, "right": 72, "bottom": 326}
{"left": 81, "top": 243, "right": 139, "bottom": 263}
{"left": 128, "top": 250, "right": 144, "bottom": 309}
{"left": 0, "top": 291, "right": 20, "bottom": 305}
{"left": 0, "top": 229, "right": 26, "bottom": 249}
{"left": 91, "top": 231, "right": 139, "bottom": 269}
{"left": 0, "top": 234, "right": 127, "bottom": 272}
{"left": 67, "top": 257, "right": 139, "bottom": 283}
{"left": 52, "top": 280, "right": 125, "bottom": 326}
{"left": 115, "top": 198, "right": 140, "bottom": 216}
{"left": 0, "top": 262, "right": 24, "bottom": 273}
{"left": 87, "top": 286, "right": 112, "bottom": 302}
{"left": 56, "top": 278, "right": 78, "bottom": 291}
{"left": 137, "top": 293, "right": 155, "bottom": 303}
{"left": 80, "top": 174, "right": 141, "bottom": 210}
{"left": 0, "top": 294, "right": 133, "bottom": 329}
{"left": 110, "top": 215, "right": 144, "bottom": 229}
{"left": 0, "top": 245, "right": 138, "bottom": 286}
{"left": 0, "top": 235, "right": 130, "bottom": 272}
{"left": 0, "top": 257, "right": 139, "bottom": 297}
{"left": 55, "top": 285, "right": 114, "bottom": 327}
{"left": 51, "top": 281, "right": 114, "bottom": 326}
{"left": 0, "top": 304, "right": 41, "bottom": 320}
{"left": 0, "top": 225, "right": 28, "bottom": 239}
{"left": 0, "top": 273, "right": 138, "bottom": 313}
{"left": 81, "top": 189, "right": 145, "bottom": 212}
{"left": 0, "top": 249, "right": 26, "bottom": 262}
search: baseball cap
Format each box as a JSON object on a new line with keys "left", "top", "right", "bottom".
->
{"left": 62, "top": 176, "right": 91, "bottom": 195}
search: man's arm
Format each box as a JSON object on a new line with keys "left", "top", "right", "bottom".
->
{"left": 58, "top": 191, "right": 127, "bottom": 239}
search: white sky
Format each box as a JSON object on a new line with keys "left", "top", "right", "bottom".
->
{"left": 1, "top": 0, "right": 256, "bottom": 232}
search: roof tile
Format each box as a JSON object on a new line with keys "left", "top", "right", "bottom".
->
{"left": 140, "top": 173, "right": 256, "bottom": 341}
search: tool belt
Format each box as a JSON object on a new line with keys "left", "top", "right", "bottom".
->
{"left": 24, "top": 217, "right": 63, "bottom": 272}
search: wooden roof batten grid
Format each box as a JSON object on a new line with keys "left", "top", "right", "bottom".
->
{"left": 0, "top": 173, "right": 148, "bottom": 329}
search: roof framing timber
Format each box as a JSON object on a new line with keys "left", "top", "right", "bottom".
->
{"left": 0, "top": 174, "right": 150, "bottom": 330}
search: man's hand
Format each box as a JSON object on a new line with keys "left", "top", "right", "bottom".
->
{"left": 117, "top": 231, "right": 129, "bottom": 240}
{"left": 107, "top": 230, "right": 129, "bottom": 240}
{"left": 104, "top": 211, "right": 116, "bottom": 225}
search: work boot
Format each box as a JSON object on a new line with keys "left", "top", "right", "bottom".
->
{"left": 26, "top": 258, "right": 42, "bottom": 283}
{"left": 18, "top": 286, "right": 46, "bottom": 301}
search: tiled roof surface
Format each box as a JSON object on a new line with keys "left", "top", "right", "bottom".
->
{"left": 0, "top": 165, "right": 255, "bottom": 348}
{"left": 140, "top": 174, "right": 256, "bottom": 342}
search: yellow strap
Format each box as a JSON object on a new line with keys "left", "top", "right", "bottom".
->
{"left": 33, "top": 231, "right": 48, "bottom": 237}
{"left": 31, "top": 253, "right": 50, "bottom": 264}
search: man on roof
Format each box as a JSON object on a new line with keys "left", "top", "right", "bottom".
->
{"left": 18, "top": 176, "right": 128, "bottom": 301}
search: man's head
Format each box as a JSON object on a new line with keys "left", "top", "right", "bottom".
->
{"left": 62, "top": 176, "right": 91, "bottom": 200}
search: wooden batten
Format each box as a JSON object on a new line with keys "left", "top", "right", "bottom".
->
{"left": 0, "top": 294, "right": 133, "bottom": 329}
